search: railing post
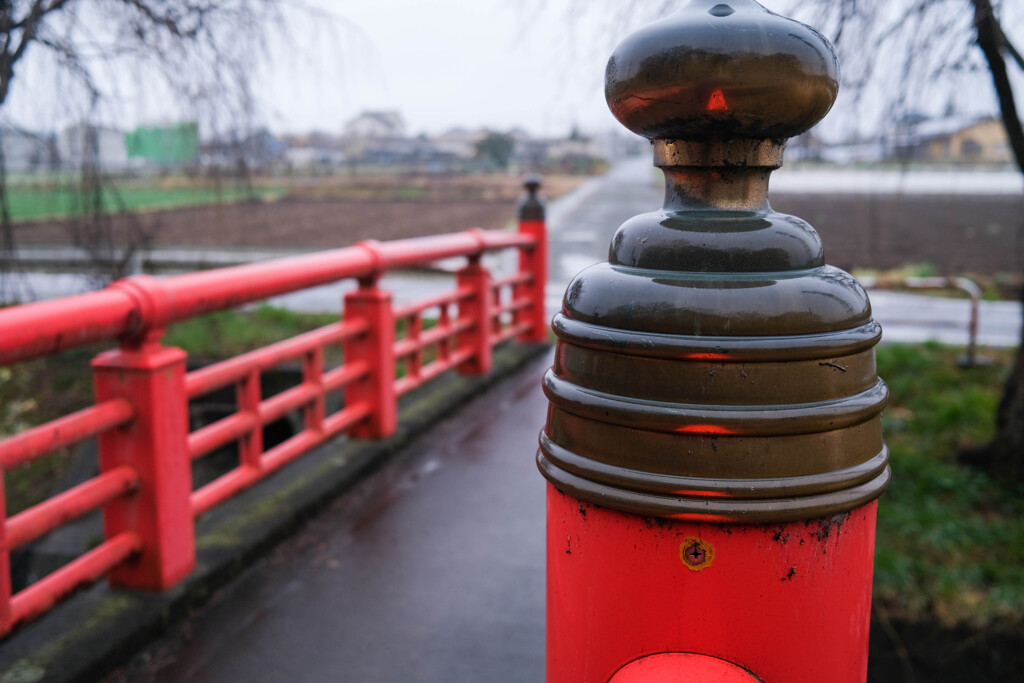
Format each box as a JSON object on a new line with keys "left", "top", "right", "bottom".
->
{"left": 344, "top": 271, "right": 397, "bottom": 439}
{"left": 456, "top": 255, "right": 493, "bottom": 375}
{"left": 517, "top": 174, "right": 548, "bottom": 343}
{"left": 1, "top": 483, "right": 11, "bottom": 633}
{"left": 91, "top": 278, "right": 194, "bottom": 590}
{"left": 538, "top": 3, "right": 889, "bottom": 682}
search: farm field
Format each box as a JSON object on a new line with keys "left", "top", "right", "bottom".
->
{"left": 10, "top": 172, "right": 585, "bottom": 247}
{"left": 7, "top": 171, "right": 1020, "bottom": 282}
{"left": 6, "top": 182, "right": 284, "bottom": 221}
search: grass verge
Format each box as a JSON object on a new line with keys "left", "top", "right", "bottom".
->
{"left": 0, "top": 306, "right": 340, "bottom": 514}
{"left": 1, "top": 305, "right": 442, "bottom": 514}
{"left": 7, "top": 184, "right": 285, "bottom": 222}
{"left": 874, "top": 342, "right": 1024, "bottom": 627}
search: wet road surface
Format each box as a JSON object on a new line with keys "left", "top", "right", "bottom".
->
{"left": 110, "top": 353, "right": 552, "bottom": 683}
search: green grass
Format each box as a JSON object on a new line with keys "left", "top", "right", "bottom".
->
{"left": 0, "top": 346, "right": 106, "bottom": 515}
{"left": 1, "top": 304, "right": 445, "bottom": 512}
{"left": 6, "top": 184, "right": 285, "bottom": 221}
{"left": 874, "top": 342, "right": 1024, "bottom": 626}
{"left": 163, "top": 304, "right": 339, "bottom": 359}
{"left": 1, "top": 306, "right": 339, "bottom": 514}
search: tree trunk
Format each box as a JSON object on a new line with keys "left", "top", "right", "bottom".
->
{"left": 960, "top": 0, "right": 1024, "bottom": 480}
{"left": 961, "top": 288, "right": 1024, "bottom": 480}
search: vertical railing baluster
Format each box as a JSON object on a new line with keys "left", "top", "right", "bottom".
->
{"left": 304, "top": 347, "right": 325, "bottom": 435}
{"left": 456, "top": 255, "right": 493, "bottom": 375}
{"left": 1, "top": 480, "right": 11, "bottom": 633}
{"left": 410, "top": 312, "right": 422, "bottom": 381}
{"left": 344, "top": 273, "right": 397, "bottom": 438}
{"left": 492, "top": 286, "right": 503, "bottom": 338}
{"left": 439, "top": 303, "right": 451, "bottom": 364}
{"left": 236, "top": 369, "right": 263, "bottom": 471}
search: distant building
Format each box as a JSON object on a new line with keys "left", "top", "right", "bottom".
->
{"left": 282, "top": 146, "right": 346, "bottom": 169}
{"left": 344, "top": 111, "right": 406, "bottom": 139}
{"left": 126, "top": 122, "right": 199, "bottom": 167}
{"left": 590, "top": 130, "right": 646, "bottom": 161}
{"left": 200, "top": 128, "right": 284, "bottom": 169}
{"left": 546, "top": 135, "right": 604, "bottom": 164}
{"left": 58, "top": 124, "right": 129, "bottom": 170}
{"left": 0, "top": 126, "right": 57, "bottom": 171}
{"left": 513, "top": 128, "right": 606, "bottom": 172}
{"left": 240, "top": 129, "right": 285, "bottom": 167}
{"left": 890, "top": 115, "right": 1011, "bottom": 164}
{"left": 433, "top": 127, "right": 487, "bottom": 159}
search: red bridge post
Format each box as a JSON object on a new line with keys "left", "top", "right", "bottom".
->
{"left": 91, "top": 278, "right": 194, "bottom": 590}
{"left": 345, "top": 254, "right": 397, "bottom": 439}
{"left": 538, "top": 2, "right": 889, "bottom": 681}
{"left": 517, "top": 175, "right": 548, "bottom": 343}
{"left": 1, "top": 483, "right": 10, "bottom": 632}
{"left": 457, "top": 254, "right": 494, "bottom": 375}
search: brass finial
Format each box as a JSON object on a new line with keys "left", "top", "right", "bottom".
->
{"left": 537, "top": 1, "right": 889, "bottom": 522}
{"left": 605, "top": 0, "right": 839, "bottom": 145}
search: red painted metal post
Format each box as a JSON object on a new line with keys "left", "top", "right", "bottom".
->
{"left": 1, "top": 480, "right": 11, "bottom": 634}
{"left": 303, "top": 347, "right": 327, "bottom": 435}
{"left": 344, "top": 266, "right": 397, "bottom": 439}
{"left": 456, "top": 256, "right": 494, "bottom": 375}
{"left": 547, "top": 492, "right": 881, "bottom": 681}
{"left": 539, "top": 3, "right": 889, "bottom": 681}
{"left": 517, "top": 175, "right": 548, "bottom": 343}
{"left": 236, "top": 369, "right": 265, "bottom": 475}
{"left": 92, "top": 338, "right": 194, "bottom": 590}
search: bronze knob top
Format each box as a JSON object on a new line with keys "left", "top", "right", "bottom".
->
{"left": 605, "top": 0, "right": 839, "bottom": 142}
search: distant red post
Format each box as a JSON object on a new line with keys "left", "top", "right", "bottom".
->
{"left": 517, "top": 174, "right": 548, "bottom": 343}
{"left": 92, "top": 278, "right": 194, "bottom": 590}
{"left": 457, "top": 254, "right": 494, "bottom": 375}
{"left": 345, "top": 252, "right": 397, "bottom": 439}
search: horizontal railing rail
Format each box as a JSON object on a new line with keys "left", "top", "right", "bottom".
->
{"left": 862, "top": 274, "right": 983, "bottom": 365}
{"left": 0, "top": 182, "right": 548, "bottom": 637}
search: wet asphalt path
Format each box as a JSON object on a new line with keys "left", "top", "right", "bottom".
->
{"left": 544, "top": 156, "right": 662, "bottom": 315}
{"left": 111, "top": 353, "right": 552, "bottom": 683}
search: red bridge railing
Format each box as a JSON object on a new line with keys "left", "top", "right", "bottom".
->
{"left": 0, "top": 186, "right": 547, "bottom": 636}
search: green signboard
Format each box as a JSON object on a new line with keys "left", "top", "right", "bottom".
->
{"left": 126, "top": 122, "right": 198, "bottom": 165}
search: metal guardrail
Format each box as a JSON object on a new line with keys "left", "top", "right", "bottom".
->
{"left": 861, "top": 275, "right": 982, "bottom": 365}
{"left": 0, "top": 183, "right": 548, "bottom": 636}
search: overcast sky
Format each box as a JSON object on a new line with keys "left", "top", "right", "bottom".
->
{"left": 255, "top": 0, "right": 629, "bottom": 137}
{"left": 5, "top": 0, "right": 1023, "bottom": 140}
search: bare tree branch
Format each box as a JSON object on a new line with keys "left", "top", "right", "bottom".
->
{"left": 972, "top": 0, "right": 1024, "bottom": 171}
